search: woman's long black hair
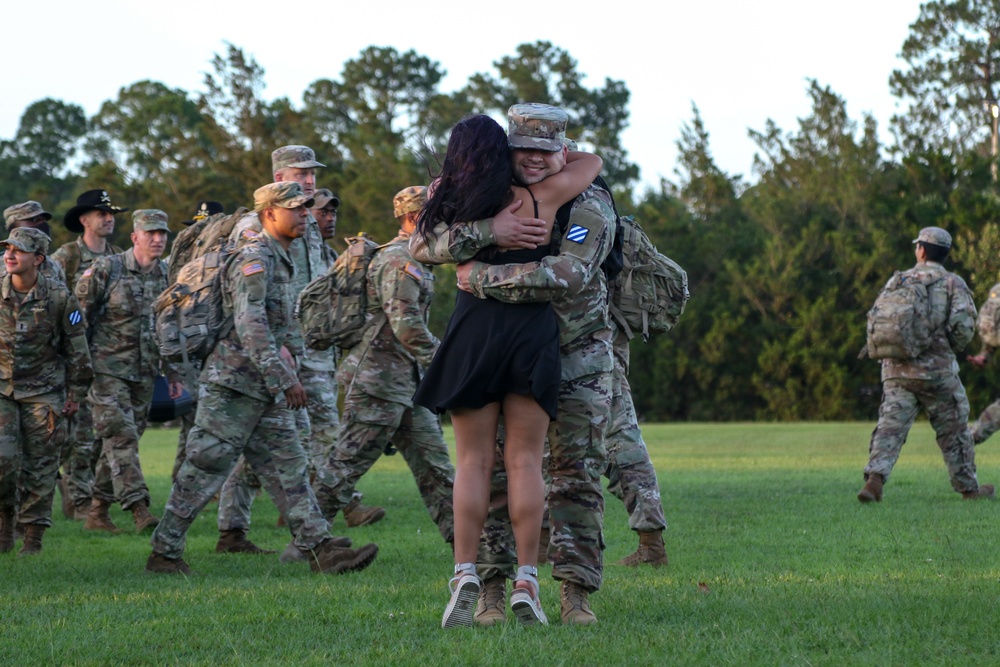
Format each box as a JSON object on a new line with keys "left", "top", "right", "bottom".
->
{"left": 417, "top": 114, "right": 514, "bottom": 241}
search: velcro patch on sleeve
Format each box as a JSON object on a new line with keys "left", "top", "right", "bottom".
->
{"left": 68, "top": 309, "right": 82, "bottom": 326}
{"left": 403, "top": 262, "right": 424, "bottom": 281}
{"left": 565, "top": 224, "right": 589, "bottom": 244}
{"left": 241, "top": 229, "right": 260, "bottom": 240}
{"left": 242, "top": 261, "right": 265, "bottom": 276}
{"left": 81, "top": 267, "right": 94, "bottom": 278}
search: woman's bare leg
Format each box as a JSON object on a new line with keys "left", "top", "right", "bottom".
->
{"left": 450, "top": 403, "right": 501, "bottom": 564}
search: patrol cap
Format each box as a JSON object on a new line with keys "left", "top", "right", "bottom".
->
{"left": 271, "top": 145, "right": 326, "bottom": 172}
{"left": 132, "top": 209, "right": 170, "bottom": 233}
{"left": 254, "top": 182, "right": 315, "bottom": 212}
{"left": 0, "top": 226, "right": 51, "bottom": 256}
{"left": 312, "top": 188, "right": 340, "bottom": 210}
{"left": 507, "top": 103, "right": 568, "bottom": 152}
{"left": 563, "top": 137, "right": 579, "bottom": 152}
{"left": 4, "top": 201, "right": 52, "bottom": 230}
{"left": 184, "top": 200, "right": 224, "bottom": 226}
{"left": 393, "top": 186, "right": 426, "bottom": 217}
{"left": 913, "top": 226, "right": 952, "bottom": 249}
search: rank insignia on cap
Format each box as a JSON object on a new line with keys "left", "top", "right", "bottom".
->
{"left": 404, "top": 262, "right": 423, "bottom": 281}
{"left": 242, "top": 261, "right": 264, "bottom": 276}
{"left": 68, "top": 309, "right": 82, "bottom": 326}
{"left": 565, "top": 224, "right": 589, "bottom": 243}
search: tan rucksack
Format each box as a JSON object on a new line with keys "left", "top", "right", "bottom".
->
{"left": 866, "top": 271, "right": 945, "bottom": 359}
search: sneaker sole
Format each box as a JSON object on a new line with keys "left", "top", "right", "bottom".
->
{"left": 442, "top": 579, "right": 481, "bottom": 628}
{"left": 510, "top": 592, "right": 548, "bottom": 626}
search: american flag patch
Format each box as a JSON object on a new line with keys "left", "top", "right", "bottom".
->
{"left": 565, "top": 224, "right": 589, "bottom": 243}
{"left": 241, "top": 229, "right": 259, "bottom": 240}
{"left": 68, "top": 309, "right": 82, "bottom": 326}
{"left": 82, "top": 267, "right": 94, "bottom": 278}
{"left": 242, "top": 261, "right": 264, "bottom": 276}
{"left": 404, "top": 262, "right": 423, "bottom": 281}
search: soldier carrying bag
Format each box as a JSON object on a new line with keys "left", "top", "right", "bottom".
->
{"left": 866, "top": 271, "right": 946, "bottom": 360}
{"left": 977, "top": 282, "right": 1000, "bottom": 349}
{"left": 297, "top": 233, "right": 383, "bottom": 352}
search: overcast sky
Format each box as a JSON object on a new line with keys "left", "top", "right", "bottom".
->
{"left": 3, "top": 0, "right": 924, "bottom": 192}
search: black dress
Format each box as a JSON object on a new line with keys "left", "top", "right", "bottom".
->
{"left": 413, "top": 244, "right": 560, "bottom": 420}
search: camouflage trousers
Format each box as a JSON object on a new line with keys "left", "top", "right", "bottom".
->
{"left": 171, "top": 408, "right": 196, "bottom": 483}
{"left": 60, "top": 399, "right": 98, "bottom": 509}
{"left": 864, "top": 376, "right": 980, "bottom": 493}
{"left": 0, "top": 391, "right": 65, "bottom": 526}
{"left": 151, "top": 383, "right": 332, "bottom": 559}
{"left": 971, "top": 397, "right": 1000, "bottom": 445}
{"left": 314, "top": 394, "right": 455, "bottom": 543}
{"left": 90, "top": 374, "right": 153, "bottom": 511}
{"left": 300, "top": 368, "right": 340, "bottom": 475}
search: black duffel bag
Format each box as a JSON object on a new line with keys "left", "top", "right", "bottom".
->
{"left": 148, "top": 375, "right": 194, "bottom": 423}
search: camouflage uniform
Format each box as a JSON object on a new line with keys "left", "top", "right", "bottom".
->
{"left": 409, "top": 182, "right": 617, "bottom": 591}
{"left": 152, "top": 217, "right": 335, "bottom": 559}
{"left": 76, "top": 231, "right": 174, "bottom": 512}
{"left": 314, "top": 229, "right": 455, "bottom": 543}
{"left": 51, "top": 237, "right": 123, "bottom": 511}
{"left": 863, "top": 255, "right": 983, "bottom": 494}
{"left": 1, "top": 201, "right": 66, "bottom": 284}
{"left": 971, "top": 361, "right": 1000, "bottom": 445}
{"left": 0, "top": 229, "right": 92, "bottom": 532}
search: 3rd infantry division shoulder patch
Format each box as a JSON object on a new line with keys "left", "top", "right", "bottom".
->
{"left": 566, "top": 224, "right": 589, "bottom": 243}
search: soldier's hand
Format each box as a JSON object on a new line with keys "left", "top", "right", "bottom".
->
{"left": 280, "top": 345, "right": 298, "bottom": 372}
{"left": 456, "top": 262, "right": 481, "bottom": 293}
{"left": 968, "top": 353, "right": 989, "bottom": 369}
{"left": 284, "top": 382, "right": 308, "bottom": 410}
{"left": 491, "top": 200, "right": 546, "bottom": 249}
{"left": 168, "top": 381, "right": 185, "bottom": 399}
{"left": 62, "top": 400, "right": 79, "bottom": 418}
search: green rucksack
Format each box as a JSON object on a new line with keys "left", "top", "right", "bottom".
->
{"left": 297, "top": 233, "right": 383, "bottom": 351}
{"left": 866, "top": 271, "right": 944, "bottom": 360}
{"left": 977, "top": 282, "right": 1000, "bottom": 348}
{"left": 609, "top": 216, "right": 690, "bottom": 342}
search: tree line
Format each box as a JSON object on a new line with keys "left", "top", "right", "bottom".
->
{"left": 6, "top": 1, "right": 1000, "bottom": 421}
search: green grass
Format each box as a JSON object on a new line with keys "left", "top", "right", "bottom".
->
{"left": 3, "top": 422, "right": 1000, "bottom": 665}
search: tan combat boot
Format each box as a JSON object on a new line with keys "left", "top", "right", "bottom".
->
{"left": 131, "top": 501, "right": 160, "bottom": 533}
{"left": 83, "top": 499, "right": 121, "bottom": 534}
{"left": 307, "top": 538, "right": 378, "bottom": 574}
{"left": 963, "top": 484, "right": 996, "bottom": 500}
{"left": 146, "top": 552, "right": 193, "bottom": 575}
{"left": 216, "top": 529, "right": 278, "bottom": 555}
{"left": 617, "top": 529, "right": 669, "bottom": 567}
{"left": 560, "top": 581, "right": 597, "bottom": 625}
{"left": 343, "top": 499, "right": 385, "bottom": 528}
{"left": 18, "top": 524, "right": 45, "bottom": 557}
{"left": 474, "top": 576, "right": 507, "bottom": 626}
{"left": 857, "top": 473, "right": 884, "bottom": 503}
{"left": 0, "top": 508, "right": 15, "bottom": 552}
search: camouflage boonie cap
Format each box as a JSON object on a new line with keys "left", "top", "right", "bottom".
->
{"left": 507, "top": 103, "right": 568, "bottom": 152}
{"left": 913, "top": 226, "right": 952, "bottom": 249}
{"left": 132, "top": 209, "right": 170, "bottom": 232}
{"left": 0, "top": 226, "right": 51, "bottom": 255}
{"left": 254, "top": 182, "right": 315, "bottom": 212}
{"left": 312, "top": 188, "right": 340, "bottom": 210}
{"left": 4, "top": 201, "right": 52, "bottom": 230}
{"left": 393, "top": 186, "right": 427, "bottom": 217}
{"left": 271, "top": 145, "right": 326, "bottom": 172}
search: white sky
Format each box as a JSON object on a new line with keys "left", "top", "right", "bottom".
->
{"left": 3, "top": 0, "right": 923, "bottom": 192}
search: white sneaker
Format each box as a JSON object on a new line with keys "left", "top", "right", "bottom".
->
{"left": 510, "top": 565, "right": 548, "bottom": 626}
{"left": 442, "top": 567, "right": 481, "bottom": 629}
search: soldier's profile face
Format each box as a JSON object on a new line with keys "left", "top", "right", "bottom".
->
{"left": 511, "top": 147, "right": 568, "bottom": 185}
{"left": 277, "top": 168, "right": 317, "bottom": 197}
{"left": 131, "top": 229, "right": 168, "bottom": 258}
{"left": 80, "top": 210, "right": 116, "bottom": 237}
{"left": 3, "top": 248, "right": 43, "bottom": 275}
{"left": 267, "top": 205, "right": 309, "bottom": 243}
{"left": 312, "top": 205, "right": 337, "bottom": 239}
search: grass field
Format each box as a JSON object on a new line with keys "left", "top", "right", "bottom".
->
{"left": 3, "top": 422, "right": 1000, "bottom": 666}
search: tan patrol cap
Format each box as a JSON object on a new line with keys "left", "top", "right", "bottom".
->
{"left": 393, "top": 186, "right": 426, "bottom": 217}
{"left": 4, "top": 201, "right": 52, "bottom": 230}
{"left": 312, "top": 188, "right": 340, "bottom": 210}
{"left": 254, "top": 182, "right": 315, "bottom": 212}
{"left": 0, "top": 226, "right": 51, "bottom": 255}
{"left": 132, "top": 209, "right": 170, "bottom": 233}
{"left": 271, "top": 145, "right": 326, "bottom": 172}
{"left": 507, "top": 103, "right": 568, "bottom": 152}
{"left": 912, "top": 226, "right": 952, "bottom": 249}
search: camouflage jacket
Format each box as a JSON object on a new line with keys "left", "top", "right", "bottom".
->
{"left": 232, "top": 211, "right": 336, "bottom": 372}
{"left": 200, "top": 228, "right": 303, "bottom": 402}
{"left": 51, "top": 238, "right": 124, "bottom": 292}
{"left": 340, "top": 230, "right": 439, "bottom": 405}
{"left": 0, "top": 273, "right": 93, "bottom": 402}
{"left": 408, "top": 183, "right": 617, "bottom": 376}
{"left": 881, "top": 261, "right": 977, "bottom": 381}
{"left": 75, "top": 248, "right": 173, "bottom": 384}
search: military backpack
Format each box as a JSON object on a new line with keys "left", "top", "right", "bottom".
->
{"left": 866, "top": 271, "right": 946, "bottom": 360}
{"left": 976, "top": 282, "right": 1000, "bottom": 348}
{"left": 608, "top": 215, "right": 690, "bottom": 342}
{"left": 297, "top": 233, "right": 383, "bottom": 351}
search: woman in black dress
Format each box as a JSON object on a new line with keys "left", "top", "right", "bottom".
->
{"left": 413, "top": 114, "right": 601, "bottom": 627}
